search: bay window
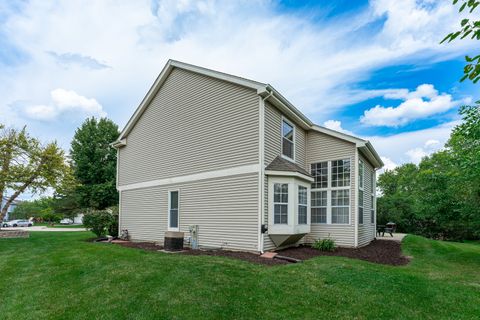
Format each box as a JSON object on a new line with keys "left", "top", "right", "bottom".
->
{"left": 298, "top": 186, "right": 307, "bottom": 224}
{"left": 273, "top": 183, "right": 288, "bottom": 224}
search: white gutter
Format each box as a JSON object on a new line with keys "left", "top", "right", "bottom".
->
{"left": 258, "top": 89, "right": 273, "bottom": 254}
{"left": 354, "top": 149, "right": 359, "bottom": 248}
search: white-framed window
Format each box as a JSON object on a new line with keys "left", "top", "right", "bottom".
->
{"left": 281, "top": 118, "right": 295, "bottom": 161}
{"left": 332, "top": 159, "right": 350, "bottom": 187}
{"left": 273, "top": 183, "right": 288, "bottom": 224}
{"left": 298, "top": 186, "right": 307, "bottom": 224}
{"left": 332, "top": 189, "right": 350, "bottom": 224}
{"left": 358, "top": 160, "right": 364, "bottom": 225}
{"left": 311, "top": 159, "right": 351, "bottom": 225}
{"left": 311, "top": 161, "right": 328, "bottom": 189}
{"left": 168, "top": 190, "right": 179, "bottom": 231}
{"left": 311, "top": 190, "right": 327, "bottom": 223}
{"left": 371, "top": 171, "right": 375, "bottom": 224}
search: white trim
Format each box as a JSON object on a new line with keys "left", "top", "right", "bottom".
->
{"left": 358, "top": 159, "right": 364, "bottom": 225}
{"left": 168, "top": 189, "right": 180, "bottom": 231}
{"left": 258, "top": 96, "right": 266, "bottom": 252}
{"left": 116, "top": 148, "right": 119, "bottom": 189}
{"left": 265, "top": 170, "right": 314, "bottom": 182}
{"left": 281, "top": 116, "right": 296, "bottom": 163}
{"left": 118, "top": 190, "right": 122, "bottom": 237}
{"left": 354, "top": 149, "right": 359, "bottom": 247}
{"left": 118, "top": 164, "right": 260, "bottom": 191}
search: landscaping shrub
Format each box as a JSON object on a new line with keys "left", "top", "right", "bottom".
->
{"left": 312, "top": 238, "right": 336, "bottom": 252}
{"left": 83, "top": 210, "right": 118, "bottom": 237}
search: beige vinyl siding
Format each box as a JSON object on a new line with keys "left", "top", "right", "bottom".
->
{"left": 118, "top": 67, "right": 259, "bottom": 186}
{"left": 358, "top": 153, "right": 376, "bottom": 247}
{"left": 306, "top": 130, "right": 357, "bottom": 247}
{"left": 120, "top": 173, "right": 259, "bottom": 251}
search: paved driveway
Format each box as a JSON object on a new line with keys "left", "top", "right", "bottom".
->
{"left": 1, "top": 226, "right": 87, "bottom": 232}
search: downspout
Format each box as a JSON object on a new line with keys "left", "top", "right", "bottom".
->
{"left": 258, "top": 89, "right": 273, "bottom": 254}
{"left": 354, "top": 147, "right": 359, "bottom": 248}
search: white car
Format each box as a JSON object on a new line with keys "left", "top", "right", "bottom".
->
{"left": 2, "top": 220, "right": 33, "bottom": 227}
{"left": 60, "top": 218, "right": 74, "bottom": 225}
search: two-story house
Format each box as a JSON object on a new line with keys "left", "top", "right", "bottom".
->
{"left": 112, "top": 60, "right": 383, "bottom": 253}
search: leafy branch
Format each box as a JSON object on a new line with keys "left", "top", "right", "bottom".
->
{"left": 441, "top": 0, "right": 480, "bottom": 83}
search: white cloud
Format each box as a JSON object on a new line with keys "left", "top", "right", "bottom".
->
{"left": 360, "top": 84, "right": 459, "bottom": 127}
{"left": 0, "top": 0, "right": 474, "bottom": 150}
{"left": 322, "top": 120, "right": 355, "bottom": 136}
{"left": 405, "top": 147, "right": 429, "bottom": 163}
{"left": 379, "top": 156, "right": 398, "bottom": 174}
{"left": 367, "top": 120, "right": 457, "bottom": 166}
{"left": 23, "top": 88, "right": 106, "bottom": 121}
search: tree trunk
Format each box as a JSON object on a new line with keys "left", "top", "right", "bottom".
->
{"left": 0, "top": 174, "right": 36, "bottom": 222}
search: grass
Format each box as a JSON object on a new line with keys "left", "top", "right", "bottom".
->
{"left": 0, "top": 233, "right": 479, "bottom": 319}
{"left": 30, "top": 222, "right": 84, "bottom": 228}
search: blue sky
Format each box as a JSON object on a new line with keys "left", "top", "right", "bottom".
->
{"left": 0, "top": 0, "right": 478, "bottom": 178}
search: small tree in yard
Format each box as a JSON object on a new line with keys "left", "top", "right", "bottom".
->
{"left": 0, "top": 124, "right": 69, "bottom": 222}
{"left": 83, "top": 208, "right": 118, "bottom": 237}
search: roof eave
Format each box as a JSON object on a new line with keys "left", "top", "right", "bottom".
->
{"left": 265, "top": 169, "right": 314, "bottom": 182}
{"left": 358, "top": 142, "right": 384, "bottom": 169}
{"left": 258, "top": 86, "right": 312, "bottom": 130}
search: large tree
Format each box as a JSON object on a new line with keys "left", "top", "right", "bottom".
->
{"left": 377, "top": 103, "right": 480, "bottom": 240}
{"left": 0, "top": 125, "right": 68, "bottom": 220}
{"left": 70, "top": 117, "right": 119, "bottom": 209}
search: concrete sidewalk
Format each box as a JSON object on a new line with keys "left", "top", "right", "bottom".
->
{"left": 376, "top": 233, "right": 407, "bottom": 242}
{"left": 1, "top": 226, "right": 87, "bottom": 232}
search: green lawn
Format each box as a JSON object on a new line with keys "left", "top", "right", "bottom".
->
{"left": 0, "top": 233, "right": 479, "bottom": 320}
{"left": 32, "top": 223, "right": 84, "bottom": 228}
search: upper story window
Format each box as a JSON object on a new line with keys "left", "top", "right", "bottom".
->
{"left": 331, "top": 159, "right": 350, "bottom": 187}
{"left": 282, "top": 119, "right": 295, "bottom": 160}
{"left": 273, "top": 183, "right": 288, "bottom": 224}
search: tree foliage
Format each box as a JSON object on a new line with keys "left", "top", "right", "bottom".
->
{"left": 70, "top": 118, "right": 119, "bottom": 209}
{"left": 0, "top": 125, "right": 68, "bottom": 221}
{"left": 377, "top": 104, "right": 480, "bottom": 240}
{"left": 441, "top": 0, "right": 480, "bottom": 83}
{"left": 83, "top": 209, "right": 118, "bottom": 237}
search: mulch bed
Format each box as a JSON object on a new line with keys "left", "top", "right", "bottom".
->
{"left": 278, "top": 239, "right": 410, "bottom": 266}
{"left": 113, "top": 241, "right": 164, "bottom": 251}
{"left": 107, "top": 239, "right": 410, "bottom": 266}
{"left": 181, "top": 248, "right": 290, "bottom": 266}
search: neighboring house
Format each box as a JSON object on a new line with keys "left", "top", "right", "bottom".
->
{"left": 1, "top": 196, "right": 19, "bottom": 221}
{"left": 113, "top": 60, "right": 383, "bottom": 252}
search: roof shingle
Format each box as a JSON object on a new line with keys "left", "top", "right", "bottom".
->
{"left": 265, "top": 156, "right": 312, "bottom": 177}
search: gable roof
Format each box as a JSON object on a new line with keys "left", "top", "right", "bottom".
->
{"left": 113, "top": 60, "right": 384, "bottom": 169}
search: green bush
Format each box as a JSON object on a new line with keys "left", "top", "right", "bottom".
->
{"left": 42, "top": 212, "right": 61, "bottom": 224}
{"left": 83, "top": 210, "right": 118, "bottom": 237}
{"left": 312, "top": 238, "right": 336, "bottom": 252}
